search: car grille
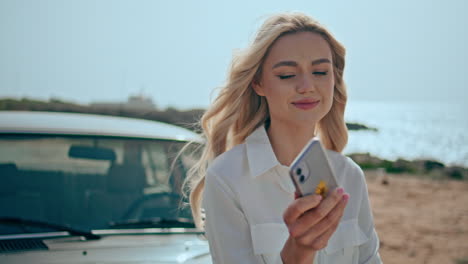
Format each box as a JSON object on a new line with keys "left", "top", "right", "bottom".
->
{"left": 0, "top": 238, "right": 48, "bottom": 253}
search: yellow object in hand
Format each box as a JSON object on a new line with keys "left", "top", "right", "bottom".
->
{"left": 315, "top": 180, "right": 329, "bottom": 198}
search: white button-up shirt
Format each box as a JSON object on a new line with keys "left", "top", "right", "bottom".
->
{"left": 202, "top": 125, "right": 382, "bottom": 264}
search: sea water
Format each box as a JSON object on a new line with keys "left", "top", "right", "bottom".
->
{"left": 343, "top": 100, "right": 468, "bottom": 167}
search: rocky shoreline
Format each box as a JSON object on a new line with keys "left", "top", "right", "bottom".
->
{"left": 2, "top": 98, "right": 465, "bottom": 181}
{"left": 346, "top": 122, "right": 378, "bottom": 131}
{"left": 348, "top": 152, "right": 467, "bottom": 181}
{"left": 1, "top": 98, "right": 379, "bottom": 133}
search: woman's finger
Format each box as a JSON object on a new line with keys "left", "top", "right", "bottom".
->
{"left": 309, "top": 218, "right": 341, "bottom": 251}
{"left": 293, "top": 193, "right": 349, "bottom": 242}
{"left": 309, "top": 195, "right": 349, "bottom": 250}
{"left": 289, "top": 188, "right": 345, "bottom": 237}
{"left": 283, "top": 194, "right": 323, "bottom": 226}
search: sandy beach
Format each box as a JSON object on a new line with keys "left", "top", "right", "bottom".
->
{"left": 364, "top": 170, "right": 468, "bottom": 264}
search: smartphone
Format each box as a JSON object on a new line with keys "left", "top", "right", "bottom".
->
{"left": 289, "top": 137, "right": 339, "bottom": 198}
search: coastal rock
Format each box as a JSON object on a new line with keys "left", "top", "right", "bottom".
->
{"left": 346, "top": 122, "right": 378, "bottom": 131}
{"left": 347, "top": 153, "right": 467, "bottom": 180}
{"left": 347, "top": 153, "right": 382, "bottom": 167}
{"left": 444, "top": 166, "right": 466, "bottom": 180}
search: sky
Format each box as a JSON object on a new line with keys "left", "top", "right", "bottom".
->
{"left": 0, "top": 0, "right": 467, "bottom": 110}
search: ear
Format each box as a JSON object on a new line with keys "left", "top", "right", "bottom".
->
{"left": 252, "top": 80, "right": 266, "bottom": 96}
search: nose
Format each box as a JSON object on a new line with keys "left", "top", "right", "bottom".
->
{"left": 295, "top": 74, "right": 316, "bottom": 94}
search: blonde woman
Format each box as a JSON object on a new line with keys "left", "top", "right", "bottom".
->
{"left": 185, "top": 12, "right": 382, "bottom": 264}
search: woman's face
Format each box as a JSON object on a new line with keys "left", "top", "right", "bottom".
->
{"left": 253, "top": 31, "right": 335, "bottom": 128}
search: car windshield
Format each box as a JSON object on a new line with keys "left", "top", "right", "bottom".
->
{"left": 0, "top": 134, "right": 198, "bottom": 235}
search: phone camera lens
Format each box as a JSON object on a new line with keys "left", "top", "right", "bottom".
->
{"left": 299, "top": 175, "right": 305, "bottom": 183}
{"left": 296, "top": 168, "right": 302, "bottom": 175}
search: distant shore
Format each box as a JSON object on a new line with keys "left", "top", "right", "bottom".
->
{"left": 2, "top": 97, "right": 465, "bottom": 179}
{"left": 0, "top": 97, "right": 377, "bottom": 131}
{"left": 349, "top": 152, "right": 467, "bottom": 181}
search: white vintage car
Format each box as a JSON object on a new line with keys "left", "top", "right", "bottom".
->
{"left": 0, "top": 111, "right": 211, "bottom": 264}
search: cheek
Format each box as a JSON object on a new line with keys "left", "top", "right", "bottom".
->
{"left": 264, "top": 89, "right": 289, "bottom": 111}
{"left": 327, "top": 84, "right": 334, "bottom": 100}
{"left": 319, "top": 79, "right": 335, "bottom": 110}
{"left": 262, "top": 80, "right": 289, "bottom": 104}
{"left": 323, "top": 77, "right": 335, "bottom": 98}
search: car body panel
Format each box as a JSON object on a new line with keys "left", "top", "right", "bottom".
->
{"left": 2, "top": 233, "right": 210, "bottom": 264}
{"left": 0, "top": 111, "right": 201, "bottom": 142}
{"left": 0, "top": 111, "right": 211, "bottom": 264}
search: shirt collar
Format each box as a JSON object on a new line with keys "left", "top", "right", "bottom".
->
{"left": 245, "top": 124, "right": 281, "bottom": 178}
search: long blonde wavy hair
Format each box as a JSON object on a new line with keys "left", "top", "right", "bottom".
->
{"left": 184, "top": 12, "right": 348, "bottom": 227}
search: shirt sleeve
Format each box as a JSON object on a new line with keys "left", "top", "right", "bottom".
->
{"left": 203, "top": 169, "right": 283, "bottom": 264}
{"left": 355, "top": 167, "right": 383, "bottom": 264}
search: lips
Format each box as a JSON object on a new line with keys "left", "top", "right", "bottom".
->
{"left": 292, "top": 99, "right": 320, "bottom": 110}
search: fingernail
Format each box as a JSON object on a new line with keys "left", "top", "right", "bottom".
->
{"left": 294, "top": 192, "right": 300, "bottom": 200}
{"left": 343, "top": 194, "right": 350, "bottom": 201}
{"left": 337, "top": 188, "right": 344, "bottom": 195}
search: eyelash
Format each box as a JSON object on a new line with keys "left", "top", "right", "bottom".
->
{"left": 278, "top": 75, "right": 295, "bottom": 80}
{"left": 278, "top": 71, "right": 328, "bottom": 80}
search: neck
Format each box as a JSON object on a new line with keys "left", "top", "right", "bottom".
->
{"left": 267, "top": 119, "right": 317, "bottom": 166}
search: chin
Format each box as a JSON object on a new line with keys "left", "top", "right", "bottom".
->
{"left": 289, "top": 116, "right": 322, "bottom": 127}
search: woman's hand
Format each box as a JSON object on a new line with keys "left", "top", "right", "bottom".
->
{"left": 280, "top": 188, "right": 349, "bottom": 264}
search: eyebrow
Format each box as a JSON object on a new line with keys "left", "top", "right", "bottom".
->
{"left": 312, "top": 58, "right": 331, "bottom": 66}
{"left": 272, "top": 58, "right": 331, "bottom": 69}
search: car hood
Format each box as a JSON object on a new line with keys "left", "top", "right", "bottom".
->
{"left": 0, "top": 233, "right": 211, "bottom": 264}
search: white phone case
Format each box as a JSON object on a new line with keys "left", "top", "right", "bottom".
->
{"left": 289, "top": 137, "right": 339, "bottom": 197}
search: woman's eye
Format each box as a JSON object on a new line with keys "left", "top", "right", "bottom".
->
{"left": 313, "top": 71, "right": 328, "bottom": 76}
{"left": 278, "top": 75, "right": 295, "bottom": 80}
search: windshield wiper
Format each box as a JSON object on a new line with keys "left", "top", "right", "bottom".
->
{"left": 0, "top": 217, "right": 101, "bottom": 240}
{"left": 108, "top": 217, "right": 195, "bottom": 229}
